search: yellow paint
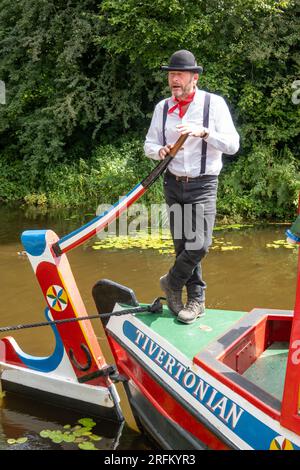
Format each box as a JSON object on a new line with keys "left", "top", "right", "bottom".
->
{"left": 269, "top": 436, "right": 294, "bottom": 450}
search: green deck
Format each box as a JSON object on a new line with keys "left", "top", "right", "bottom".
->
{"left": 137, "top": 306, "right": 245, "bottom": 360}
{"left": 243, "top": 342, "right": 289, "bottom": 401}
{"left": 137, "top": 307, "right": 289, "bottom": 401}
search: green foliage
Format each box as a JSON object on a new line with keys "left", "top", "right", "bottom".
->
{"left": 0, "top": 136, "right": 298, "bottom": 220}
{"left": 0, "top": 0, "right": 299, "bottom": 219}
{"left": 0, "top": 156, "right": 35, "bottom": 201}
{"left": 41, "top": 137, "right": 164, "bottom": 207}
{"left": 0, "top": 137, "right": 163, "bottom": 208}
{"left": 218, "top": 144, "right": 299, "bottom": 219}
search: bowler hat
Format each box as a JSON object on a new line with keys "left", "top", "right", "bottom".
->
{"left": 161, "top": 50, "right": 203, "bottom": 74}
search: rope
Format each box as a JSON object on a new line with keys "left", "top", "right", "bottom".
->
{"left": 0, "top": 297, "right": 165, "bottom": 334}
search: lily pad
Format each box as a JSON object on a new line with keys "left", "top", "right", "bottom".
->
{"left": 37, "top": 418, "right": 102, "bottom": 449}
{"left": 6, "top": 437, "right": 27, "bottom": 445}
{"left": 266, "top": 239, "right": 298, "bottom": 250}
{"left": 78, "top": 441, "right": 97, "bottom": 450}
{"left": 52, "top": 436, "right": 63, "bottom": 444}
{"left": 90, "top": 434, "right": 102, "bottom": 441}
{"left": 62, "top": 433, "right": 75, "bottom": 443}
{"left": 16, "top": 437, "right": 28, "bottom": 444}
{"left": 220, "top": 246, "right": 243, "bottom": 251}
{"left": 78, "top": 418, "right": 96, "bottom": 428}
{"left": 7, "top": 439, "right": 17, "bottom": 445}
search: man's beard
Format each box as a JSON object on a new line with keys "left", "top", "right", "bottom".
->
{"left": 172, "top": 78, "right": 194, "bottom": 99}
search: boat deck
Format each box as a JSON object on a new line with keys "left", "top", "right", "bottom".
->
{"left": 137, "top": 306, "right": 245, "bottom": 360}
{"left": 137, "top": 306, "right": 289, "bottom": 402}
{"left": 243, "top": 341, "right": 289, "bottom": 401}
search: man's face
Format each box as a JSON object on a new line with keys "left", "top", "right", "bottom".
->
{"left": 168, "top": 71, "right": 198, "bottom": 100}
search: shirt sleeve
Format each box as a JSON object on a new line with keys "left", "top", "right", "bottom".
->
{"left": 144, "top": 103, "right": 164, "bottom": 161}
{"left": 205, "top": 96, "right": 240, "bottom": 155}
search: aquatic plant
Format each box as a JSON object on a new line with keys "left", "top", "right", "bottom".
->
{"left": 6, "top": 437, "right": 28, "bottom": 445}
{"left": 92, "top": 231, "right": 244, "bottom": 253}
{"left": 266, "top": 239, "right": 298, "bottom": 250}
{"left": 39, "top": 417, "right": 101, "bottom": 450}
{"left": 6, "top": 417, "right": 102, "bottom": 450}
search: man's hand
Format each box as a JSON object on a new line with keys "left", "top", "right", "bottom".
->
{"left": 176, "top": 124, "right": 209, "bottom": 139}
{"left": 158, "top": 144, "right": 174, "bottom": 160}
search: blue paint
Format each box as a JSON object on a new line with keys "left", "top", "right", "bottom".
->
{"left": 21, "top": 230, "right": 47, "bottom": 257}
{"left": 123, "top": 320, "right": 300, "bottom": 450}
{"left": 286, "top": 229, "right": 300, "bottom": 243}
{"left": 16, "top": 308, "right": 64, "bottom": 373}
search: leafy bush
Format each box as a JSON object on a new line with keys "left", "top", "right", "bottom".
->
{"left": 1, "top": 136, "right": 298, "bottom": 221}
{"left": 218, "top": 145, "right": 299, "bottom": 220}
{"left": 34, "top": 137, "right": 163, "bottom": 208}
{"left": 0, "top": 0, "right": 299, "bottom": 220}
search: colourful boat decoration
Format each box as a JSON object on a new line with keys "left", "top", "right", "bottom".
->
{"left": 0, "top": 136, "right": 187, "bottom": 425}
{"left": 93, "top": 198, "right": 300, "bottom": 449}
{"left": 0, "top": 133, "right": 299, "bottom": 449}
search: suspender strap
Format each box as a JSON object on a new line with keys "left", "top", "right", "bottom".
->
{"left": 162, "top": 99, "right": 169, "bottom": 146}
{"left": 200, "top": 92, "right": 211, "bottom": 175}
{"left": 162, "top": 94, "right": 210, "bottom": 173}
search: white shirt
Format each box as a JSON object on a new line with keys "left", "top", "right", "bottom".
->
{"left": 144, "top": 87, "right": 240, "bottom": 177}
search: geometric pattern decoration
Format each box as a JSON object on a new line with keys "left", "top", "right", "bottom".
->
{"left": 46, "top": 285, "right": 68, "bottom": 312}
{"left": 269, "top": 436, "right": 294, "bottom": 450}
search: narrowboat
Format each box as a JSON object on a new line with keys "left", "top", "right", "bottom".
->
{"left": 1, "top": 135, "right": 299, "bottom": 450}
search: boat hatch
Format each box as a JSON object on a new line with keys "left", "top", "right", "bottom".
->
{"left": 194, "top": 309, "right": 292, "bottom": 419}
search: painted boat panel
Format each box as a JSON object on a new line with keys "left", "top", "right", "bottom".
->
{"left": 105, "top": 308, "right": 300, "bottom": 450}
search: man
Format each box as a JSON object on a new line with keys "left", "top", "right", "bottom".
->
{"left": 144, "top": 50, "right": 240, "bottom": 324}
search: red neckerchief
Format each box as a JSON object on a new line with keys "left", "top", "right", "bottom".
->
{"left": 168, "top": 91, "right": 195, "bottom": 118}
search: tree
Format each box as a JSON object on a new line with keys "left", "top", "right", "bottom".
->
{"left": 0, "top": 0, "right": 298, "bottom": 216}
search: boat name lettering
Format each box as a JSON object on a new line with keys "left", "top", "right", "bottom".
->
{"left": 291, "top": 339, "right": 300, "bottom": 365}
{"left": 131, "top": 324, "right": 244, "bottom": 429}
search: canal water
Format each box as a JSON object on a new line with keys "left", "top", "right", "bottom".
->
{"left": 0, "top": 204, "right": 298, "bottom": 450}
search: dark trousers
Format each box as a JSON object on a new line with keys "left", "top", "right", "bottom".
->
{"left": 163, "top": 171, "right": 218, "bottom": 302}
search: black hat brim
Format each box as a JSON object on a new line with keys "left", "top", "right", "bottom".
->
{"left": 161, "top": 65, "right": 203, "bottom": 73}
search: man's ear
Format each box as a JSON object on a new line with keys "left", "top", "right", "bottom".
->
{"left": 193, "top": 73, "right": 199, "bottom": 86}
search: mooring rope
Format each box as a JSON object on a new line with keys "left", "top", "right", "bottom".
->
{"left": 0, "top": 297, "right": 165, "bottom": 334}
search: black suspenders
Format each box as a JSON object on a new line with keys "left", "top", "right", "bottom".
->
{"left": 162, "top": 99, "right": 169, "bottom": 147}
{"left": 162, "top": 92, "right": 211, "bottom": 174}
{"left": 200, "top": 92, "right": 211, "bottom": 175}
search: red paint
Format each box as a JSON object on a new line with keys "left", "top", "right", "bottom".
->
{"left": 281, "top": 196, "right": 300, "bottom": 433}
{"left": 0, "top": 338, "right": 26, "bottom": 367}
{"left": 218, "top": 314, "right": 292, "bottom": 375}
{"left": 36, "top": 261, "right": 107, "bottom": 386}
{"left": 108, "top": 336, "right": 229, "bottom": 450}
